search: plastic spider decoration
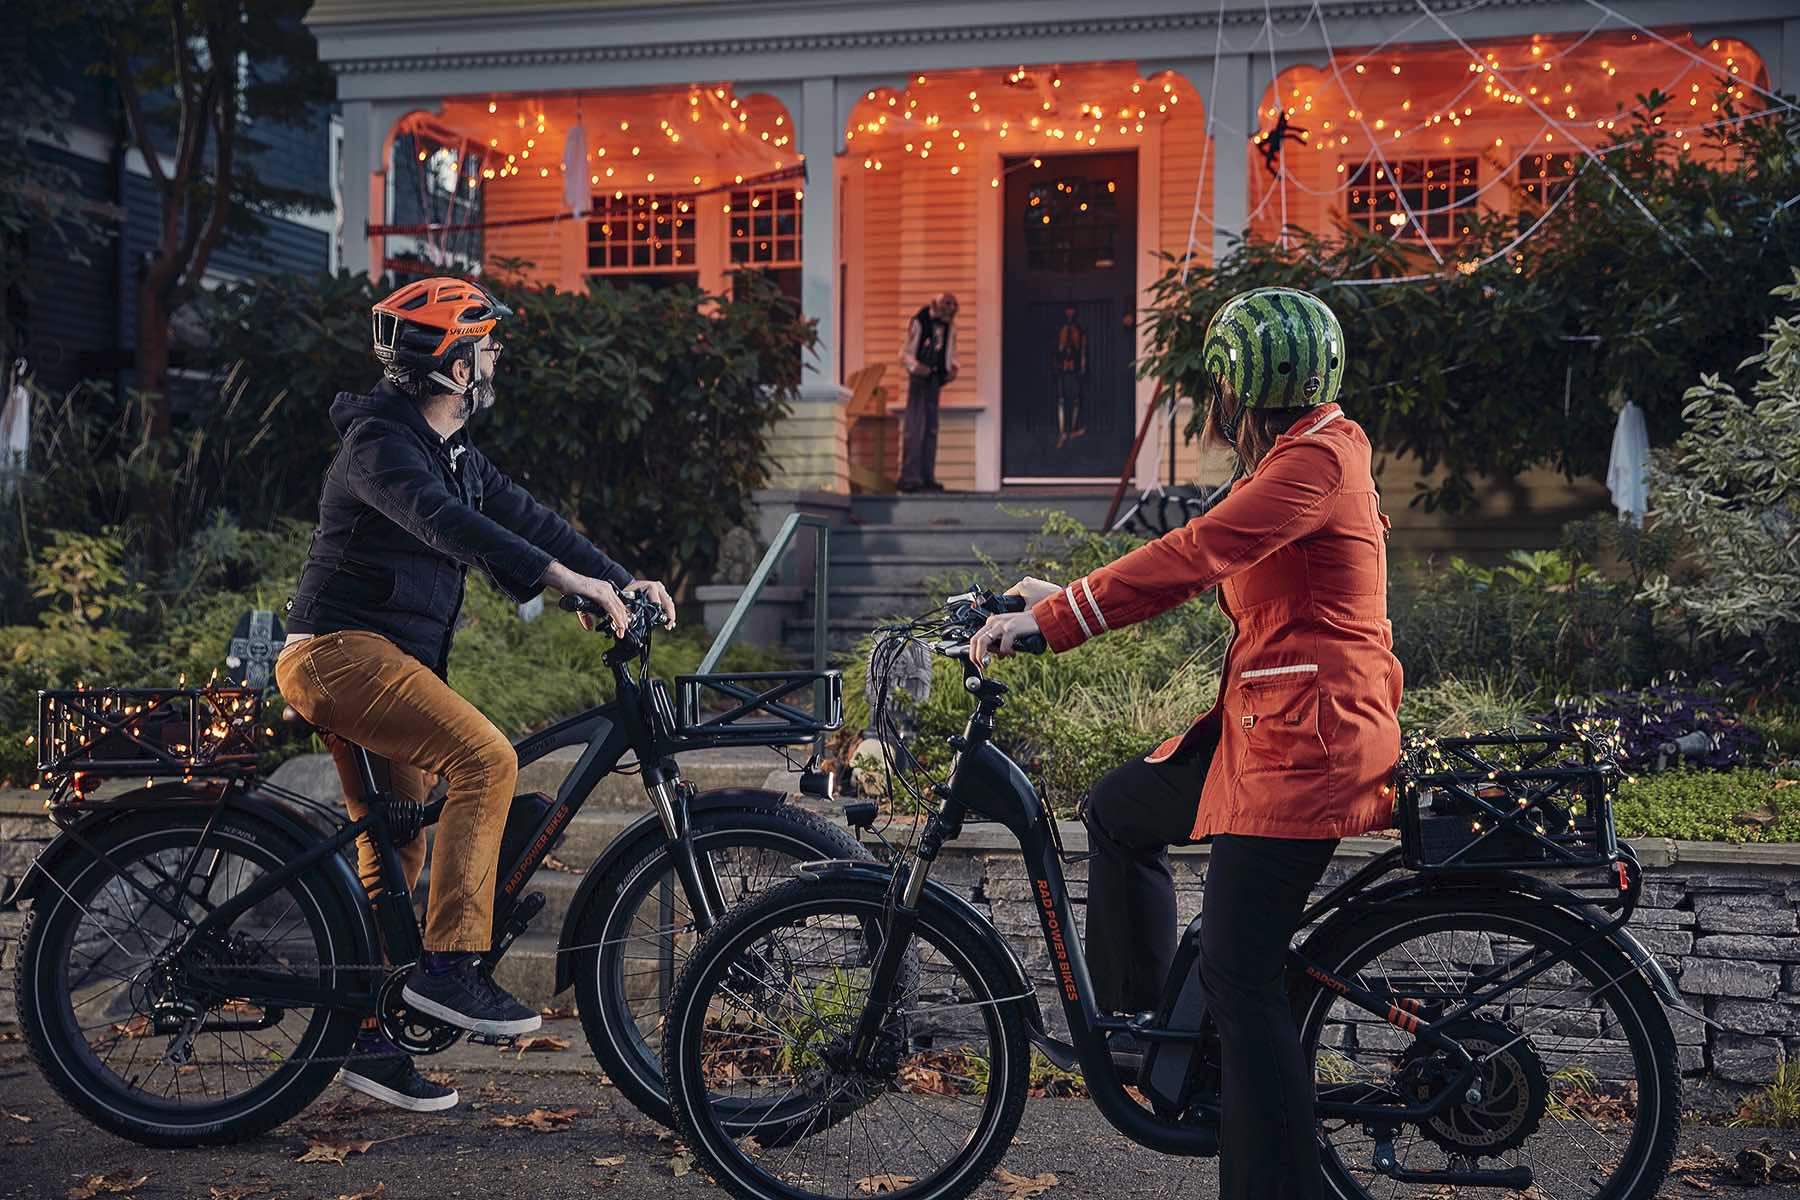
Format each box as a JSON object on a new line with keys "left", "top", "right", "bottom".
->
{"left": 1257, "top": 111, "right": 1309, "bottom": 178}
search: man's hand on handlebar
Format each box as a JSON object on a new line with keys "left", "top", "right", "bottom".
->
{"left": 544, "top": 561, "right": 631, "bottom": 637}
{"left": 969, "top": 611, "right": 1044, "bottom": 669}
{"left": 624, "top": 579, "right": 677, "bottom": 630}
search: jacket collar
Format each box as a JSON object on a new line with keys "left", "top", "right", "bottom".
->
{"left": 1284, "top": 403, "right": 1342, "bottom": 438}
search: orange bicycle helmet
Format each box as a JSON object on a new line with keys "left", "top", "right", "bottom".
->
{"left": 371, "top": 276, "right": 512, "bottom": 394}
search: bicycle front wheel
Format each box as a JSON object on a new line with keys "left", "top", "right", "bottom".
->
{"left": 571, "top": 804, "right": 870, "bottom": 1126}
{"left": 1296, "top": 900, "right": 1681, "bottom": 1200}
{"left": 665, "top": 875, "right": 1030, "bottom": 1200}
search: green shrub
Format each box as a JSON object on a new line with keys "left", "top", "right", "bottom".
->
{"left": 1642, "top": 271, "right": 1800, "bottom": 692}
{"left": 1612, "top": 769, "right": 1798, "bottom": 843}
{"left": 195, "top": 267, "right": 814, "bottom": 594}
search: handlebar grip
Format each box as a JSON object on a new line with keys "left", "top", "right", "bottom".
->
{"left": 992, "top": 592, "right": 1028, "bottom": 614}
{"left": 1014, "top": 633, "right": 1048, "bottom": 655}
{"left": 559, "top": 594, "right": 596, "bottom": 613}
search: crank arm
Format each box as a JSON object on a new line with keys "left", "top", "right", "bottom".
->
{"left": 198, "top": 1010, "right": 286, "bottom": 1034}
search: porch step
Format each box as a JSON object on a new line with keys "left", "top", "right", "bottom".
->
{"left": 775, "top": 491, "right": 1111, "bottom": 657}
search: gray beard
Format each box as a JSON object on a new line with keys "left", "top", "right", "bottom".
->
{"left": 460, "top": 375, "right": 496, "bottom": 419}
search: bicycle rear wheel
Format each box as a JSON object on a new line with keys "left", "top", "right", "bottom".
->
{"left": 1295, "top": 901, "right": 1681, "bottom": 1200}
{"left": 665, "top": 876, "right": 1030, "bottom": 1200}
{"left": 16, "top": 809, "right": 363, "bottom": 1146}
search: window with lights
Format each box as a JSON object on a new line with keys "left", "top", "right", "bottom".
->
{"left": 586, "top": 191, "right": 697, "bottom": 273}
{"left": 727, "top": 186, "right": 803, "bottom": 267}
{"left": 1516, "top": 151, "right": 1579, "bottom": 210}
{"left": 1345, "top": 156, "right": 1479, "bottom": 242}
{"left": 1021, "top": 175, "right": 1120, "bottom": 272}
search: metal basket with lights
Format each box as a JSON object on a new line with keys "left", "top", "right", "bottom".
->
{"left": 1393, "top": 721, "right": 1627, "bottom": 872}
{"left": 35, "top": 676, "right": 267, "bottom": 788}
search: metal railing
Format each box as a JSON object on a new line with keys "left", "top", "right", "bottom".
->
{"left": 697, "top": 513, "right": 832, "bottom": 741}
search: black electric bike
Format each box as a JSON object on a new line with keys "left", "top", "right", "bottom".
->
{"left": 10, "top": 591, "right": 873, "bottom": 1146}
{"left": 663, "top": 589, "right": 1686, "bottom": 1200}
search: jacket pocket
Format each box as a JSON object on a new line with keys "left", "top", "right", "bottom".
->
{"left": 1235, "top": 673, "right": 1329, "bottom": 777}
{"left": 329, "top": 560, "right": 397, "bottom": 608}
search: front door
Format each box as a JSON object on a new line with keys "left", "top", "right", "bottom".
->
{"left": 1002, "top": 151, "right": 1138, "bottom": 481}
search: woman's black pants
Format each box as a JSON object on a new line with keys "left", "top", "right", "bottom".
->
{"left": 1083, "top": 749, "right": 1338, "bottom": 1200}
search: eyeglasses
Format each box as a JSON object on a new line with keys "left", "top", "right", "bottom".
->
{"left": 482, "top": 340, "right": 504, "bottom": 360}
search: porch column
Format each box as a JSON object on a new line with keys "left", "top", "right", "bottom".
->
{"left": 1210, "top": 53, "right": 1253, "bottom": 264}
{"left": 338, "top": 99, "right": 412, "bottom": 278}
{"left": 764, "top": 76, "right": 850, "bottom": 493}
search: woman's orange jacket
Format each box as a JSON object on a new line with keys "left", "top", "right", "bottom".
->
{"left": 1031, "top": 404, "right": 1403, "bottom": 840}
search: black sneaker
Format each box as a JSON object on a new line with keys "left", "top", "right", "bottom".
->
{"left": 337, "top": 1034, "right": 458, "bottom": 1113}
{"left": 401, "top": 956, "right": 542, "bottom": 1037}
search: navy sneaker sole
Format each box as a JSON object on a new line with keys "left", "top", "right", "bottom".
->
{"left": 400, "top": 982, "right": 542, "bottom": 1037}
{"left": 336, "top": 1066, "right": 459, "bottom": 1113}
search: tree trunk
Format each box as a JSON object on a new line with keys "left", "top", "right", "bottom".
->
{"left": 135, "top": 284, "right": 172, "bottom": 442}
{"left": 134, "top": 280, "right": 174, "bottom": 568}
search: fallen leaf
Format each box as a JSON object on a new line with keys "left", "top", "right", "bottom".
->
{"left": 510, "top": 1034, "right": 572, "bottom": 1058}
{"left": 66, "top": 1173, "right": 149, "bottom": 1200}
{"left": 857, "top": 1174, "right": 917, "bottom": 1194}
{"left": 7, "top": 1135, "right": 31, "bottom": 1146}
{"left": 338, "top": 1186, "right": 386, "bottom": 1200}
{"left": 543, "top": 854, "right": 581, "bottom": 874}
{"left": 1681, "top": 1178, "right": 1714, "bottom": 1192}
{"left": 0, "top": 1030, "right": 20, "bottom": 1043}
{"left": 4, "top": 1111, "right": 33, "bottom": 1123}
{"left": 994, "top": 1168, "right": 1059, "bottom": 1199}
{"left": 671, "top": 1153, "right": 694, "bottom": 1178}
{"left": 295, "top": 1135, "right": 404, "bottom": 1164}
{"left": 592, "top": 1156, "right": 626, "bottom": 1168}
{"left": 422, "top": 1070, "right": 458, "bottom": 1088}
{"left": 539, "top": 1004, "right": 577, "bottom": 1019}
{"left": 208, "top": 1187, "right": 262, "bottom": 1200}
{"left": 491, "top": 1107, "right": 582, "bottom": 1132}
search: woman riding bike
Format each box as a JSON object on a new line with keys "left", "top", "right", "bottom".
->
{"left": 973, "top": 287, "right": 1401, "bottom": 1200}
{"left": 275, "top": 276, "right": 676, "bottom": 1112}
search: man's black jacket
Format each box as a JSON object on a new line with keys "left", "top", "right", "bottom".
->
{"left": 286, "top": 384, "right": 632, "bottom": 673}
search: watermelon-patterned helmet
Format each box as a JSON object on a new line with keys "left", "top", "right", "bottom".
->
{"left": 1201, "top": 288, "right": 1345, "bottom": 443}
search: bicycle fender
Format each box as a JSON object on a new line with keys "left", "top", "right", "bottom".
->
{"left": 1297, "top": 868, "right": 1685, "bottom": 1011}
{"left": 551, "top": 787, "right": 789, "bottom": 994}
{"left": 3, "top": 788, "right": 380, "bottom": 968}
{"left": 793, "top": 858, "right": 1050, "bottom": 1041}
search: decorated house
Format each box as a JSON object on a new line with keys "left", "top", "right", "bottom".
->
{"left": 306, "top": 0, "right": 1797, "bottom": 594}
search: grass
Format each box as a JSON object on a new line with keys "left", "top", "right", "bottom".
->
{"left": 1732, "top": 1062, "right": 1800, "bottom": 1129}
{"left": 1613, "top": 769, "right": 1800, "bottom": 843}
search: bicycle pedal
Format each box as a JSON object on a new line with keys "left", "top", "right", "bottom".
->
{"left": 467, "top": 1032, "right": 518, "bottom": 1048}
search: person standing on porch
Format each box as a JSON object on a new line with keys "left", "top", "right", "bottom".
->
{"left": 898, "top": 291, "right": 960, "bottom": 493}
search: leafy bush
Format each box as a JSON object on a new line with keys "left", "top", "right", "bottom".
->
{"left": 0, "top": 519, "right": 785, "bottom": 786}
{"left": 1389, "top": 548, "right": 1665, "bottom": 696}
{"left": 1536, "top": 687, "right": 1769, "bottom": 772}
{"left": 195, "top": 268, "right": 814, "bottom": 594}
{"left": 1140, "top": 96, "right": 1800, "bottom": 512}
{"left": 1642, "top": 271, "right": 1800, "bottom": 691}
{"left": 1612, "top": 769, "right": 1799, "bottom": 843}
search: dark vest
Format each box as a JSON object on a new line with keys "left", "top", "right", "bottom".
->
{"left": 913, "top": 305, "right": 949, "bottom": 380}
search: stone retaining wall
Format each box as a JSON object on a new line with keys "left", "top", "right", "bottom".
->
{"left": 925, "top": 830, "right": 1800, "bottom": 1091}
{"left": 3, "top": 803, "right": 1797, "bottom": 1089}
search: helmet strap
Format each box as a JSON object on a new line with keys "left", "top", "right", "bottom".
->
{"left": 1212, "top": 376, "right": 1241, "bottom": 448}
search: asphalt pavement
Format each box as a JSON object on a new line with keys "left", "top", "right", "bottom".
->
{"left": 1, "top": 1018, "right": 1795, "bottom": 1200}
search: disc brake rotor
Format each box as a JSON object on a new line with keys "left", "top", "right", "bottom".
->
{"left": 1398, "top": 1014, "right": 1548, "bottom": 1156}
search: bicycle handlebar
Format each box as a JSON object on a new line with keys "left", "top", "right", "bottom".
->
{"left": 939, "top": 587, "right": 1047, "bottom": 657}
{"left": 558, "top": 589, "right": 665, "bottom": 642}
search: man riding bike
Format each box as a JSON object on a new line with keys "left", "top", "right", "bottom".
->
{"left": 974, "top": 287, "right": 1402, "bottom": 1200}
{"left": 274, "top": 276, "right": 675, "bottom": 1112}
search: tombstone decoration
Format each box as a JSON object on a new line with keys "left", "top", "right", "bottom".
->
{"left": 224, "top": 609, "right": 285, "bottom": 688}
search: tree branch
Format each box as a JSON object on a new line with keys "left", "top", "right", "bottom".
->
{"left": 108, "top": 35, "right": 169, "bottom": 196}
{"left": 177, "top": 13, "right": 238, "bottom": 298}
